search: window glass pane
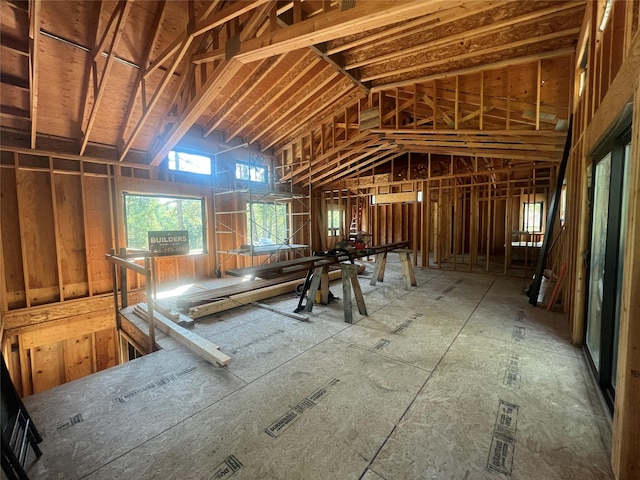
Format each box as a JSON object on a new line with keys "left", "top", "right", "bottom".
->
{"left": 168, "top": 151, "right": 211, "bottom": 175}
{"left": 586, "top": 153, "right": 611, "bottom": 371}
{"left": 236, "top": 162, "right": 267, "bottom": 183}
{"left": 124, "top": 194, "right": 205, "bottom": 253}
{"left": 247, "top": 202, "right": 288, "bottom": 244}
{"left": 327, "top": 209, "right": 342, "bottom": 237}
{"left": 522, "top": 202, "right": 543, "bottom": 232}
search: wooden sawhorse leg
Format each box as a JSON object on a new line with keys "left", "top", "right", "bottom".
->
{"left": 342, "top": 263, "right": 367, "bottom": 324}
{"left": 304, "top": 265, "right": 329, "bottom": 312}
{"left": 398, "top": 251, "right": 417, "bottom": 290}
{"left": 370, "top": 251, "right": 388, "bottom": 286}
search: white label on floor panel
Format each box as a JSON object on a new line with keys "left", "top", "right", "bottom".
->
{"left": 41, "top": 413, "right": 84, "bottom": 438}
{"left": 391, "top": 313, "right": 421, "bottom": 334}
{"left": 264, "top": 377, "right": 340, "bottom": 438}
{"left": 229, "top": 329, "right": 285, "bottom": 354}
{"left": 202, "top": 455, "right": 243, "bottom": 480}
{"left": 486, "top": 399, "right": 519, "bottom": 475}
{"left": 116, "top": 365, "right": 199, "bottom": 403}
{"left": 372, "top": 339, "right": 391, "bottom": 351}
{"left": 511, "top": 326, "right": 526, "bottom": 344}
{"left": 503, "top": 353, "right": 522, "bottom": 388}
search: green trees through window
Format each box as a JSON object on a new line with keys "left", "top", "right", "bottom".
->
{"left": 247, "top": 202, "right": 288, "bottom": 244}
{"left": 124, "top": 193, "right": 205, "bottom": 253}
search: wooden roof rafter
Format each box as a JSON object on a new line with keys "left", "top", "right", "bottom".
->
{"left": 122, "top": 0, "right": 271, "bottom": 162}
{"left": 223, "top": 51, "right": 319, "bottom": 143}
{"left": 324, "top": 0, "right": 494, "bottom": 57}
{"left": 79, "top": 0, "right": 132, "bottom": 156}
{"left": 360, "top": 27, "right": 581, "bottom": 84}
{"left": 262, "top": 83, "right": 364, "bottom": 152}
{"left": 28, "top": 0, "right": 41, "bottom": 149}
{"left": 251, "top": 72, "right": 345, "bottom": 147}
{"left": 309, "top": 142, "right": 397, "bottom": 188}
{"left": 116, "top": 1, "right": 168, "bottom": 157}
{"left": 201, "top": 55, "right": 282, "bottom": 137}
{"left": 345, "top": 1, "right": 585, "bottom": 71}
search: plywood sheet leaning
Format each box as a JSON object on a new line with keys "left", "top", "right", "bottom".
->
{"left": 133, "top": 303, "right": 231, "bottom": 367}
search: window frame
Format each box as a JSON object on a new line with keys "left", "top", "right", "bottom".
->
{"left": 327, "top": 208, "right": 344, "bottom": 238}
{"left": 123, "top": 192, "right": 207, "bottom": 254}
{"left": 246, "top": 201, "right": 290, "bottom": 245}
{"left": 167, "top": 150, "right": 212, "bottom": 175}
{"left": 235, "top": 161, "right": 268, "bottom": 184}
{"left": 522, "top": 201, "right": 543, "bottom": 233}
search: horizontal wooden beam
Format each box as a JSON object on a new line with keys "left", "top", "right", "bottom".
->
{"left": 234, "top": 0, "right": 461, "bottom": 64}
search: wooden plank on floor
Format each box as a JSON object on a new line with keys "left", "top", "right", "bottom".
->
{"left": 133, "top": 304, "right": 231, "bottom": 367}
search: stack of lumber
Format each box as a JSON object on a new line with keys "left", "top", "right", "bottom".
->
{"left": 132, "top": 303, "right": 231, "bottom": 367}
{"left": 175, "top": 272, "right": 307, "bottom": 310}
{"left": 186, "top": 271, "right": 337, "bottom": 319}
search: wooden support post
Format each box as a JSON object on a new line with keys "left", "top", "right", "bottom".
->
{"left": 398, "top": 250, "right": 417, "bottom": 290}
{"left": 144, "top": 257, "right": 156, "bottom": 353}
{"left": 486, "top": 182, "right": 492, "bottom": 272}
{"left": 319, "top": 264, "right": 330, "bottom": 304}
{"left": 304, "top": 266, "right": 325, "bottom": 312}
{"left": 119, "top": 247, "right": 128, "bottom": 308}
{"left": 370, "top": 251, "right": 387, "bottom": 285}
{"left": 341, "top": 263, "right": 366, "bottom": 324}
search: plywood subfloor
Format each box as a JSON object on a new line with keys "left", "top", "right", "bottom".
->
{"left": 22, "top": 258, "right": 613, "bottom": 479}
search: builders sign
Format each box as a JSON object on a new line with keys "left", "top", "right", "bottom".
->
{"left": 148, "top": 230, "right": 189, "bottom": 256}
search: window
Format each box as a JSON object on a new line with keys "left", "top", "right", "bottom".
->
{"left": 247, "top": 202, "right": 288, "bottom": 245}
{"left": 168, "top": 150, "right": 211, "bottom": 175}
{"left": 236, "top": 162, "right": 267, "bottom": 183}
{"left": 328, "top": 209, "right": 343, "bottom": 237}
{"left": 124, "top": 193, "right": 206, "bottom": 253}
{"left": 522, "top": 202, "right": 543, "bottom": 232}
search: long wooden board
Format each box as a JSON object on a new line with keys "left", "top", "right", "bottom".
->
{"left": 188, "top": 267, "right": 355, "bottom": 319}
{"left": 132, "top": 304, "right": 231, "bottom": 367}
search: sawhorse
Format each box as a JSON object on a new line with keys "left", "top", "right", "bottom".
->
{"left": 370, "top": 249, "right": 417, "bottom": 290}
{"left": 303, "top": 263, "right": 367, "bottom": 323}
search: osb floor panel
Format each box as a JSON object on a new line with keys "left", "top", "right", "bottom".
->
{"left": 23, "top": 260, "right": 614, "bottom": 480}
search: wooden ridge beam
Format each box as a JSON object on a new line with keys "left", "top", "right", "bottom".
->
{"left": 234, "top": 0, "right": 461, "bottom": 64}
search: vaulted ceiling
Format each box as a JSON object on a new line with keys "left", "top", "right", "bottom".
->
{"left": 1, "top": 0, "right": 585, "bottom": 186}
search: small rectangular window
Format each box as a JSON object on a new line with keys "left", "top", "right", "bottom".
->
{"left": 236, "top": 162, "right": 267, "bottom": 183}
{"left": 124, "top": 193, "right": 206, "bottom": 253}
{"left": 327, "top": 209, "right": 343, "bottom": 237}
{"left": 522, "top": 202, "right": 543, "bottom": 233}
{"left": 168, "top": 151, "right": 212, "bottom": 175}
